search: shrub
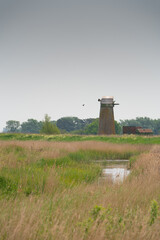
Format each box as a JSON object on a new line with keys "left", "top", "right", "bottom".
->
{"left": 40, "top": 114, "right": 60, "bottom": 135}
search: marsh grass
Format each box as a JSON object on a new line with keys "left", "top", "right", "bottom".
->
{"left": 0, "top": 141, "right": 146, "bottom": 195}
{"left": 1, "top": 133, "right": 160, "bottom": 144}
{"left": 0, "top": 141, "right": 159, "bottom": 239}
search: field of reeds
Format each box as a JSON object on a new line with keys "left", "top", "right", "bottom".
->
{"left": 0, "top": 140, "right": 160, "bottom": 239}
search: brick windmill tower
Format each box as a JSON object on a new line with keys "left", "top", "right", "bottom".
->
{"left": 98, "top": 96, "right": 119, "bottom": 135}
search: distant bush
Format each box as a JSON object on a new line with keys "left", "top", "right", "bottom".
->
{"left": 40, "top": 114, "right": 60, "bottom": 135}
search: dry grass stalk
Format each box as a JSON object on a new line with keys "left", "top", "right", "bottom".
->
{"left": 0, "top": 141, "right": 159, "bottom": 239}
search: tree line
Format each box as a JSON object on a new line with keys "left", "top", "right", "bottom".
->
{"left": 3, "top": 116, "right": 160, "bottom": 135}
{"left": 120, "top": 117, "right": 160, "bottom": 135}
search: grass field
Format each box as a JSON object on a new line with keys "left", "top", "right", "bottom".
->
{"left": 1, "top": 133, "right": 160, "bottom": 144}
{"left": 0, "top": 138, "right": 160, "bottom": 239}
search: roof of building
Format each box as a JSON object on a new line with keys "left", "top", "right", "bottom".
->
{"left": 136, "top": 128, "right": 153, "bottom": 134}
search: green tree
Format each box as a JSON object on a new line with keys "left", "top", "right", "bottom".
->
{"left": 83, "top": 119, "right": 121, "bottom": 135}
{"left": 6, "top": 120, "right": 20, "bottom": 133}
{"left": 84, "top": 119, "right": 99, "bottom": 135}
{"left": 56, "top": 117, "right": 83, "bottom": 132}
{"left": 41, "top": 114, "right": 60, "bottom": 135}
{"left": 115, "top": 121, "right": 122, "bottom": 134}
{"left": 21, "top": 119, "right": 42, "bottom": 133}
{"left": 120, "top": 117, "right": 160, "bottom": 135}
{"left": 57, "top": 117, "right": 96, "bottom": 133}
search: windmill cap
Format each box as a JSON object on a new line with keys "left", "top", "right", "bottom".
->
{"left": 102, "top": 96, "right": 114, "bottom": 99}
{"left": 101, "top": 96, "right": 114, "bottom": 104}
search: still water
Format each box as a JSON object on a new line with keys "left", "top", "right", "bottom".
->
{"left": 96, "top": 160, "right": 130, "bottom": 183}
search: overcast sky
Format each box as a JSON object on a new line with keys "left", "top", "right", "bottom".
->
{"left": 0, "top": 0, "right": 160, "bottom": 131}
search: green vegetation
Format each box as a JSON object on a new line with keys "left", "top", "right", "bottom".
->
{"left": 56, "top": 117, "right": 95, "bottom": 132}
{"left": 21, "top": 119, "right": 42, "bottom": 133}
{"left": 0, "top": 147, "right": 139, "bottom": 196}
{"left": 72, "top": 119, "right": 121, "bottom": 135}
{"left": 4, "top": 116, "right": 96, "bottom": 134}
{"left": 5, "top": 120, "right": 20, "bottom": 132}
{"left": 0, "top": 141, "right": 159, "bottom": 239}
{"left": 0, "top": 141, "right": 144, "bottom": 197}
{"left": 40, "top": 114, "right": 60, "bottom": 135}
{"left": 1, "top": 133, "right": 160, "bottom": 144}
{"left": 149, "top": 200, "right": 159, "bottom": 226}
{"left": 4, "top": 116, "right": 160, "bottom": 135}
{"left": 78, "top": 118, "right": 99, "bottom": 135}
{"left": 120, "top": 117, "right": 160, "bottom": 134}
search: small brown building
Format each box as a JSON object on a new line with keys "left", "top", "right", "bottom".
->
{"left": 123, "top": 126, "right": 153, "bottom": 135}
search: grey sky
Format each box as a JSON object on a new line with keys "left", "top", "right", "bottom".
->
{"left": 0, "top": 0, "right": 160, "bottom": 131}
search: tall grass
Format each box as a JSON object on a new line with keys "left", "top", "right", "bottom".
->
{"left": 0, "top": 141, "right": 159, "bottom": 239}
{"left": 0, "top": 141, "right": 144, "bottom": 195}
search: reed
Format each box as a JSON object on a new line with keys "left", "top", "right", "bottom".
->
{"left": 0, "top": 141, "right": 159, "bottom": 239}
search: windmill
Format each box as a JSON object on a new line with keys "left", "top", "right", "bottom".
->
{"left": 98, "top": 96, "right": 119, "bottom": 135}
